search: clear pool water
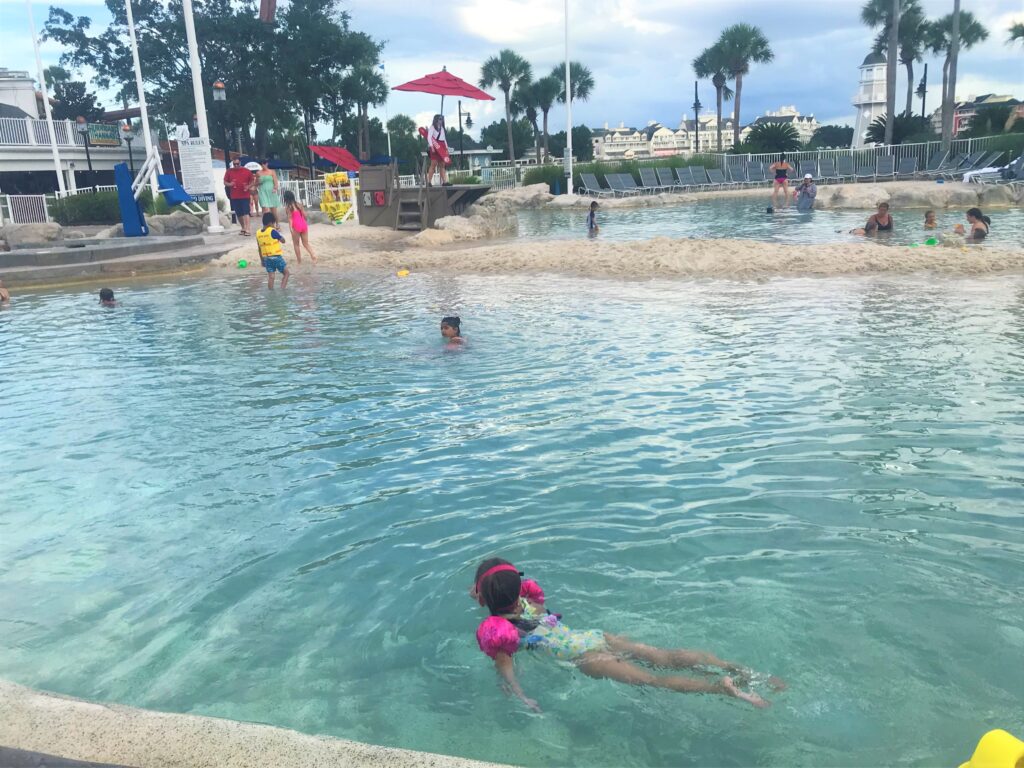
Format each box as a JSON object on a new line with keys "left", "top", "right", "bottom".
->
{"left": 515, "top": 198, "right": 1024, "bottom": 248}
{"left": 2, "top": 272, "right": 1023, "bottom": 767}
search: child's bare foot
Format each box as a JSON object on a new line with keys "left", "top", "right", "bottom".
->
{"left": 722, "top": 676, "right": 769, "bottom": 708}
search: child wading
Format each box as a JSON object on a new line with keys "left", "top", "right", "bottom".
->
{"left": 587, "top": 201, "right": 600, "bottom": 234}
{"left": 471, "top": 558, "right": 784, "bottom": 712}
{"left": 256, "top": 211, "right": 290, "bottom": 289}
{"left": 282, "top": 190, "right": 317, "bottom": 264}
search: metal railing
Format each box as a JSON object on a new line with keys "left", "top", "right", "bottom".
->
{"left": 279, "top": 179, "right": 328, "bottom": 208}
{"left": 0, "top": 116, "right": 141, "bottom": 147}
{"left": 54, "top": 185, "right": 119, "bottom": 199}
{"left": 3, "top": 194, "right": 50, "bottom": 224}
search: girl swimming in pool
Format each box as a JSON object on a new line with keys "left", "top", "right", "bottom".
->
{"left": 471, "top": 558, "right": 782, "bottom": 712}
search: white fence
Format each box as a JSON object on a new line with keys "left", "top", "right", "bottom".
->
{"left": 54, "top": 185, "right": 119, "bottom": 199}
{"left": 3, "top": 194, "right": 50, "bottom": 224}
{"left": 279, "top": 179, "right": 327, "bottom": 208}
{"left": 0, "top": 116, "right": 143, "bottom": 147}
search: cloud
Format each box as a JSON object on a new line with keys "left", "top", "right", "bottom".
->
{"left": 455, "top": 0, "right": 561, "bottom": 44}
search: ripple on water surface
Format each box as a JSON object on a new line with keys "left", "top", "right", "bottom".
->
{"left": 1, "top": 272, "right": 1022, "bottom": 767}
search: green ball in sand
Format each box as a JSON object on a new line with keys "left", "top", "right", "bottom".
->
{"left": 909, "top": 242, "right": 919, "bottom": 247}
{"left": 924, "top": 238, "right": 938, "bottom": 246}
{"left": 238, "top": 259, "right": 248, "bottom": 268}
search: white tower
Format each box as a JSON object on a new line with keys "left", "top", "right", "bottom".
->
{"left": 851, "top": 51, "right": 887, "bottom": 148}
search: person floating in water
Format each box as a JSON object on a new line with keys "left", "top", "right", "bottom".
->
{"left": 256, "top": 211, "right": 290, "bottom": 289}
{"left": 99, "top": 287, "right": 116, "bottom": 306}
{"left": 587, "top": 201, "right": 600, "bottom": 234}
{"left": 441, "top": 315, "right": 465, "bottom": 347}
{"left": 850, "top": 202, "right": 893, "bottom": 236}
{"left": 795, "top": 173, "right": 816, "bottom": 211}
{"left": 769, "top": 154, "right": 792, "bottom": 209}
{"left": 924, "top": 210, "right": 937, "bottom": 229}
{"left": 471, "top": 558, "right": 784, "bottom": 712}
{"left": 954, "top": 207, "right": 991, "bottom": 242}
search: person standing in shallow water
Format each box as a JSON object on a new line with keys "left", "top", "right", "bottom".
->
{"left": 587, "top": 201, "right": 600, "bottom": 234}
{"left": 850, "top": 202, "right": 893, "bottom": 236}
{"left": 795, "top": 173, "right": 817, "bottom": 211}
{"left": 954, "top": 208, "right": 991, "bottom": 242}
{"left": 769, "top": 154, "right": 792, "bottom": 208}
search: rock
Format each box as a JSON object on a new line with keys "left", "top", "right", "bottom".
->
{"left": 96, "top": 224, "right": 123, "bottom": 238}
{"left": 826, "top": 184, "right": 890, "bottom": 210}
{"left": 489, "top": 183, "right": 553, "bottom": 208}
{"left": 64, "top": 230, "right": 87, "bottom": 240}
{"left": 942, "top": 184, "right": 981, "bottom": 207}
{"left": 978, "top": 184, "right": 1019, "bottom": 207}
{"left": 0, "top": 222, "right": 64, "bottom": 248}
{"left": 147, "top": 210, "right": 203, "bottom": 236}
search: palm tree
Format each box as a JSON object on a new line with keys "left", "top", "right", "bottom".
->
{"left": 346, "top": 65, "right": 388, "bottom": 160}
{"left": 861, "top": 0, "right": 904, "bottom": 142}
{"left": 715, "top": 24, "right": 773, "bottom": 148}
{"left": 743, "top": 122, "right": 800, "bottom": 153}
{"left": 692, "top": 43, "right": 734, "bottom": 152}
{"left": 550, "top": 61, "right": 595, "bottom": 106}
{"left": 480, "top": 49, "right": 532, "bottom": 164}
{"left": 926, "top": 11, "right": 989, "bottom": 123}
{"left": 1007, "top": 21, "right": 1024, "bottom": 46}
{"left": 513, "top": 81, "right": 542, "bottom": 164}
{"left": 865, "top": 113, "right": 934, "bottom": 144}
{"left": 532, "top": 75, "right": 561, "bottom": 159}
{"left": 867, "top": 0, "right": 928, "bottom": 116}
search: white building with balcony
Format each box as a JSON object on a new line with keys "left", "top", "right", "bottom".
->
{"left": 740, "top": 106, "right": 819, "bottom": 145}
{"left": 592, "top": 116, "right": 735, "bottom": 160}
{"left": 852, "top": 51, "right": 887, "bottom": 148}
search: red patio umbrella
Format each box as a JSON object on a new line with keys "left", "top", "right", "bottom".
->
{"left": 308, "top": 145, "right": 361, "bottom": 173}
{"left": 392, "top": 66, "right": 495, "bottom": 112}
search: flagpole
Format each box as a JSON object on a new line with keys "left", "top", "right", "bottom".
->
{"left": 124, "top": 0, "right": 160, "bottom": 198}
{"left": 564, "top": 0, "right": 573, "bottom": 193}
{"left": 26, "top": 0, "right": 65, "bottom": 194}
{"left": 181, "top": 0, "right": 222, "bottom": 232}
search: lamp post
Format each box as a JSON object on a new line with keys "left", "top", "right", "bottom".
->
{"left": 564, "top": 0, "right": 573, "bottom": 190}
{"left": 212, "top": 79, "right": 229, "bottom": 168}
{"left": 458, "top": 101, "right": 472, "bottom": 170}
{"left": 692, "top": 82, "right": 702, "bottom": 157}
{"left": 121, "top": 122, "right": 136, "bottom": 174}
{"left": 917, "top": 63, "right": 928, "bottom": 120}
{"left": 76, "top": 116, "right": 94, "bottom": 190}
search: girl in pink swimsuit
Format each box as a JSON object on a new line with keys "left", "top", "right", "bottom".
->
{"left": 282, "top": 190, "right": 317, "bottom": 265}
{"left": 471, "top": 558, "right": 783, "bottom": 712}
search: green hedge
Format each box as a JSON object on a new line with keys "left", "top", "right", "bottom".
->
{"left": 50, "top": 190, "right": 171, "bottom": 226}
{"left": 523, "top": 155, "right": 721, "bottom": 194}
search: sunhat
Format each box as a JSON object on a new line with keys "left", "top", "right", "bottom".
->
{"left": 804, "top": 173, "right": 813, "bottom": 179}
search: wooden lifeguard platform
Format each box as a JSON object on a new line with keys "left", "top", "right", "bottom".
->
{"left": 356, "top": 163, "right": 491, "bottom": 232}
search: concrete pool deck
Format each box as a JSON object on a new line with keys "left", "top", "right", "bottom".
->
{"left": 0, "top": 680, "right": 510, "bottom": 768}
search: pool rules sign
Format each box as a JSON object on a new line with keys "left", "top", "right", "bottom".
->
{"left": 177, "top": 137, "right": 216, "bottom": 203}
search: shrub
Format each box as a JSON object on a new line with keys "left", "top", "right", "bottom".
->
{"left": 50, "top": 190, "right": 170, "bottom": 225}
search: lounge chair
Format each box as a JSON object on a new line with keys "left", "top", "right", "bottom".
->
{"left": 638, "top": 166, "right": 668, "bottom": 193}
{"left": 604, "top": 174, "right": 633, "bottom": 197}
{"left": 915, "top": 151, "right": 948, "bottom": 179}
{"left": 726, "top": 159, "right": 748, "bottom": 186}
{"left": 618, "top": 173, "right": 645, "bottom": 195}
{"left": 798, "top": 160, "right": 817, "bottom": 179}
{"left": 705, "top": 168, "right": 734, "bottom": 189}
{"left": 673, "top": 166, "right": 695, "bottom": 190}
{"left": 895, "top": 156, "right": 918, "bottom": 179}
{"left": 580, "top": 172, "right": 613, "bottom": 197}
{"left": 855, "top": 165, "right": 875, "bottom": 182}
{"left": 970, "top": 154, "right": 1021, "bottom": 185}
{"left": 939, "top": 153, "right": 970, "bottom": 180}
{"left": 875, "top": 155, "right": 896, "bottom": 181}
{"left": 691, "top": 167, "right": 714, "bottom": 190}
{"left": 656, "top": 167, "right": 682, "bottom": 191}
{"left": 747, "top": 162, "right": 767, "bottom": 184}
{"left": 817, "top": 158, "right": 839, "bottom": 182}
{"left": 836, "top": 156, "right": 856, "bottom": 182}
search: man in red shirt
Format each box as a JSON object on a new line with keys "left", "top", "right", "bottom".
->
{"left": 223, "top": 158, "right": 255, "bottom": 235}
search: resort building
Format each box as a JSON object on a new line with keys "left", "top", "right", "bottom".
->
{"left": 929, "top": 94, "right": 1024, "bottom": 136}
{"left": 0, "top": 68, "right": 45, "bottom": 119}
{"left": 851, "top": 51, "right": 887, "bottom": 148}
{"left": 591, "top": 116, "right": 735, "bottom": 160}
{"left": 740, "top": 106, "right": 818, "bottom": 145}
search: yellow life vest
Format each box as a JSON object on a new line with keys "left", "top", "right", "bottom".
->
{"left": 256, "top": 226, "right": 282, "bottom": 257}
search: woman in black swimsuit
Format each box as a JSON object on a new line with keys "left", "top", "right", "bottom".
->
{"left": 851, "top": 202, "right": 893, "bottom": 235}
{"left": 954, "top": 207, "right": 991, "bottom": 241}
{"left": 769, "top": 154, "right": 792, "bottom": 208}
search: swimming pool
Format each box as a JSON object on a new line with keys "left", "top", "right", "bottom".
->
{"left": 2, "top": 272, "right": 1022, "bottom": 767}
{"left": 515, "top": 198, "right": 1024, "bottom": 248}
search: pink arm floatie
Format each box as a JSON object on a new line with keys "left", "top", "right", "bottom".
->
{"left": 519, "top": 579, "right": 545, "bottom": 604}
{"left": 477, "top": 616, "right": 520, "bottom": 659}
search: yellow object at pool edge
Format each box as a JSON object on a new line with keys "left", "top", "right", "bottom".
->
{"left": 959, "top": 729, "right": 1024, "bottom": 768}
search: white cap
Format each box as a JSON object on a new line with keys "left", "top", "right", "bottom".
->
{"left": 804, "top": 173, "right": 813, "bottom": 179}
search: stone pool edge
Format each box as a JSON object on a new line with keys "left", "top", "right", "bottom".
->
{"left": 0, "top": 679, "right": 512, "bottom": 768}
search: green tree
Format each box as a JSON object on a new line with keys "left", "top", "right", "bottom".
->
{"left": 808, "top": 124, "right": 854, "bottom": 148}
{"left": 43, "top": 65, "right": 104, "bottom": 121}
{"left": 550, "top": 61, "right": 595, "bottom": 105}
{"left": 342, "top": 64, "right": 387, "bottom": 160}
{"left": 715, "top": 24, "right": 773, "bottom": 148}
{"left": 926, "top": 10, "right": 989, "bottom": 131}
{"left": 865, "top": 113, "right": 935, "bottom": 144}
{"left": 479, "top": 49, "right": 532, "bottom": 165}
{"left": 479, "top": 118, "right": 533, "bottom": 159}
{"left": 548, "top": 125, "right": 593, "bottom": 161}
{"left": 692, "top": 43, "right": 734, "bottom": 152}
{"left": 861, "top": 0, "right": 902, "bottom": 142}
{"left": 512, "top": 81, "right": 542, "bottom": 163}
{"left": 961, "top": 104, "right": 1024, "bottom": 137}
{"left": 532, "top": 75, "right": 561, "bottom": 159}
{"left": 737, "top": 122, "right": 800, "bottom": 154}
{"left": 867, "top": 0, "right": 928, "bottom": 116}
{"left": 1009, "top": 22, "right": 1024, "bottom": 46}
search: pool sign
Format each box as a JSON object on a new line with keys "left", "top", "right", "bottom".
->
{"left": 87, "top": 123, "right": 122, "bottom": 147}
{"left": 177, "top": 137, "right": 216, "bottom": 203}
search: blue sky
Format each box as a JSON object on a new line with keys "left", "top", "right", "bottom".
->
{"left": 6, "top": 0, "right": 1023, "bottom": 137}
